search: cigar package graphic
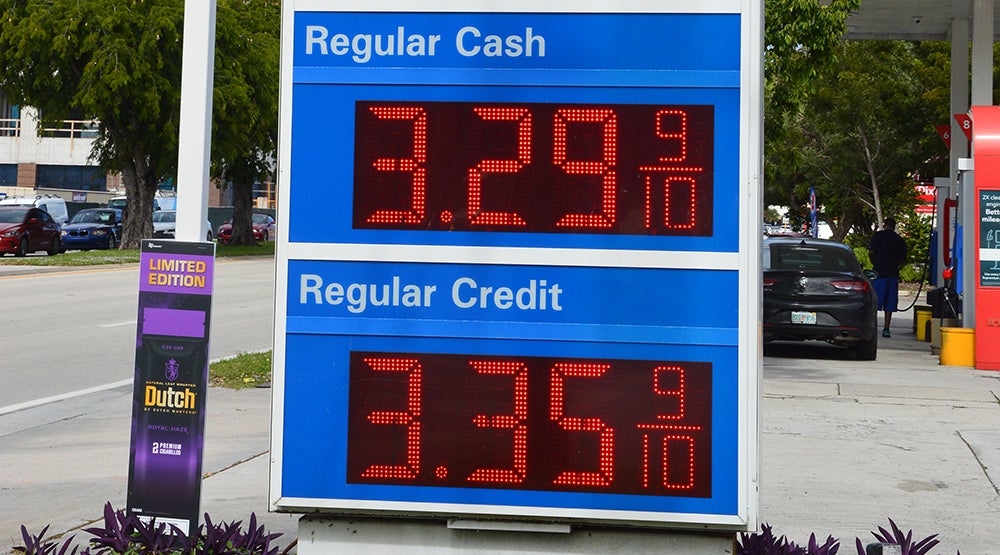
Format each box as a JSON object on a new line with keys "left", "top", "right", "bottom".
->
{"left": 127, "top": 309, "right": 208, "bottom": 532}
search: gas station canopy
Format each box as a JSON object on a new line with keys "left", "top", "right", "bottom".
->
{"left": 846, "top": 0, "right": 1000, "bottom": 41}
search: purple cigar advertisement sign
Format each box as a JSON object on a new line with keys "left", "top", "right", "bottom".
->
{"left": 127, "top": 239, "right": 215, "bottom": 535}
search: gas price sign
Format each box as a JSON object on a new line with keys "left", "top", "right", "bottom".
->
{"left": 347, "top": 353, "right": 713, "bottom": 497}
{"left": 353, "top": 101, "right": 714, "bottom": 235}
{"left": 272, "top": 0, "right": 760, "bottom": 532}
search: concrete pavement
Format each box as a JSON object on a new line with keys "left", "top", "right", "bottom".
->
{"left": 761, "top": 303, "right": 1000, "bottom": 554}
{"left": 0, "top": 385, "right": 299, "bottom": 554}
{"left": 2, "top": 297, "right": 998, "bottom": 554}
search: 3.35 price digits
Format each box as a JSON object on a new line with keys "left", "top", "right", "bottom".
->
{"left": 353, "top": 101, "right": 714, "bottom": 236}
{"left": 346, "top": 352, "right": 712, "bottom": 498}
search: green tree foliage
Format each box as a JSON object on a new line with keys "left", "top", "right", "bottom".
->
{"left": 0, "top": 0, "right": 185, "bottom": 246}
{"left": 763, "top": 0, "right": 860, "bottom": 237}
{"left": 212, "top": 0, "right": 279, "bottom": 246}
{"left": 0, "top": 0, "right": 279, "bottom": 248}
{"left": 769, "top": 40, "right": 949, "bottom": 240}
{"left": 764, "top": 0, "right": 862, "bottom": 112}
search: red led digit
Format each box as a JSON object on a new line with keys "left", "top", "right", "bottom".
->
{"left": 549, "top": 362, "right": 615, "bottom": 487}
{"left": 349, "top": 353, "right": 712, "bottom": 497}
{"left": 366, "top": 105, "right": 427, "bottom": 225}
{"left": 638, "top": 363, "right": 702, "bottom": 491}
{"left": 653, "top": 365, "right": 685, "bottom": 420}
{"left": 638, "top": 426, "right": 701, "bottom": 491}
{"left": 552, "top": 109, "right": 617, "bottom": 229}
{"left": 655, "top": 110, "right": 688, "bottom": 164}
{"left": 466, "top": 360, "right": 528, "bottom": 484}
{"left": 639, "top": 109, "right": 702, "bottom": 231}
{"left": 359, "top": 357, "right": 422, "bottom": 480}
{"left": 644, "top": 176, "right": 697, "bottom": 230}
{"left": 356, "top": 102, "right": 712, "bottom": 236}
{"left": 660, "top": 435, "right": 697, "bottom": 489}
{"left": 468, "top": 107, "right": 530, "bottom": 227}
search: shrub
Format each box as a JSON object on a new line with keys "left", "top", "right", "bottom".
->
{"left": 737, "top": 519, "right": 958, "bottom": 555}
{"left": 15, "top": 503, "right": 287, "bottom": 555}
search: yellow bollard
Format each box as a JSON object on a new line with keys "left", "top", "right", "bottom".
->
{"left": 915, "top": 307, "right": 932, "bottom": 341}
{"left": 940, "top": 327, "right": 975, "bottom": 367}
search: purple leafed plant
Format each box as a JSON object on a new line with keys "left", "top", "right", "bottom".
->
{"left": 854, "top": 518, "right": 957, "bottom": 555}
{"left": 737, "top": 523, "right": 808, "bottom": 554}
{"left": 17, "top": 524, "right": 84, "bottom": 555}
{"left": 738, "top": 518, "right": 966, "bottom": 555}
{"left": 82, "top": 503, "right": 139, "bottom": 554}
{"left": 230, "top": 512, "right": 283, "bottom": 555}
{"left": 17, "top": 502, "right": 287, "bottom": 555}
{"left": 805, "top": 533, "right": 841, "bottom": 555}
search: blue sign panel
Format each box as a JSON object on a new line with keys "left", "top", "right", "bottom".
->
{"left": 274, "top": 4, "right": 753, "bottom": 529}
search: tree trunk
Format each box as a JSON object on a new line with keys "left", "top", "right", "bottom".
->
{"left": 229, "top": 181, "right": 257, "bottom": 246}
{"left": 119, "top": 154, "right": 158, "bottom": 249}
{"left": 859, "top": 126, "right": 883, "bottom": 230}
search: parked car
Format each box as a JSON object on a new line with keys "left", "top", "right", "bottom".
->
{"left": 60, "top": 208, "right": 123, "bottom": 250}
{"left": 151, "top": 210, "right": 214, "bottom": 242}
{"left": 0, "top": 206, "right": 62, "bottom": 256}
{"left": 217, "top": 213, "right": 276, "bottom": 243}
{"left": 0, "top": 195, "right": 69, "bottom": 225}
{"left": 108, "top": 195, "right": 176, "bottom": 212}
{"left": 762, "top": 236, "right": 879, "bottom": 360}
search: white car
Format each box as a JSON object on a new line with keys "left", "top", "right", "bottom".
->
{"left": 0, "top": 195, "right": 69, "bottom": 225}
{"left": 151, "top": 210, "right": 214, "bottom": 242}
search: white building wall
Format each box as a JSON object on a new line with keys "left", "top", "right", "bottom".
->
{"left": 0, "top": 106, "right": 97, "bottom": 166}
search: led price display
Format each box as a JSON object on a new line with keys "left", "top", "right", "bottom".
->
{"left": 347, "top": 352, "right": 712, "bottom": 497}
{"left": 353, "top": 101, "right": 714, "bottom": 235}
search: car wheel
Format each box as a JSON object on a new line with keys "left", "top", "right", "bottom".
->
{"left": 856, "top": 333, "right": 878, "bottom": 361}
{"left": 15, "top": 237, "right": 27, "bottom": 257}
{"left": 207, "top": 231, "right": 213, "bottom": 242}
{"left": 46, "top": 236, "right": 60, "bottom": 256}
{"left": 107, "top": 234, "right": 117, "bottom": 250}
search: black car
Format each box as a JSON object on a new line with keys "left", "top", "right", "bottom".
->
{"left": 762, "top": 237, "right": 879, "bottom": 360}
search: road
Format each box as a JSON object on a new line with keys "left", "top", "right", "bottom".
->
{"left": 0, "top": 257, "right": 289, "bottom": 554}
{"left": 0, "top": 258, "right": 275, "bottom": 409}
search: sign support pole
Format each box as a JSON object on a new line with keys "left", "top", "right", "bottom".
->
{"left": 174, "top": 0, "right": 216, "bottom": 243}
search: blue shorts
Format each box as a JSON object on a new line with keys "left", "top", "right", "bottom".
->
{"left": 872, "top": 277, "right": 899, "bottom": 312}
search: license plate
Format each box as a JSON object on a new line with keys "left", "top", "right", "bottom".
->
{"left": 791, "top": 311, "right": 817, "bottom": 325}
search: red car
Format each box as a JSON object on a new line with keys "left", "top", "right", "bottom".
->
{"left": 0, "top": 206, "right": 62, "bottom": 256}
{"left": 217, "top": 213, "right": 275, "bottom": 243}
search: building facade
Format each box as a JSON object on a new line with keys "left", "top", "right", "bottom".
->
{"left": 0, "top": 95, "right": 121, "bottom": 203}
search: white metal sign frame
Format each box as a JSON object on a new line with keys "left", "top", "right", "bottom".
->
{"left": 270, "top": 0, "right": 761, "bottom": 531}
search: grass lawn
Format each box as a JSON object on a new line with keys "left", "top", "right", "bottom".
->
{"left": 0, "top": 241, "right": 274, "bottom": 266}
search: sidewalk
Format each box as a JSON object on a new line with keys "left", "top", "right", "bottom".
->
{"left": 760, "top": 301, "right": 1000, "bottom": 554}
{"left": 3, "top": 297, "right": 998, "bottom": 554}
{"left": 0, "top": 386, "right": 300, "bottom": 554}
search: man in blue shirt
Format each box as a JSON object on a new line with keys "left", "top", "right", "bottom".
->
{"left": 868, "top": 217, "right": 907, "bottom": 337}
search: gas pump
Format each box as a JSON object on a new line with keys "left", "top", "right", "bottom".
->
{"left": 968, "top": 106, "right": 1000, "bottom": 369}
{"left": 928, "top": 186, "right": 961, "bottom": 322}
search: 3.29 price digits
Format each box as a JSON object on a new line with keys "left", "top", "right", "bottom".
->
{"left": 347, "top": 352, "right": 712, "bottom": 498}
{"left": 353, "top": 101, "right": 714, "bottom": 236}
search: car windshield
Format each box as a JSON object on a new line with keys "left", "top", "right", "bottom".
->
{"left": 0, "top": 207, "right": 28, "bottom": 223}
{"left": 152, "top": 211, "right": 176, "bottom": 223}
{"left": 71, "top": 210, "right": 115, "bottom": 224}
{"left": 765, "top": 243, "right": 861, "bottom": 273}
{"left": 252, "top": 213, "right": 270, "bottom": 225}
